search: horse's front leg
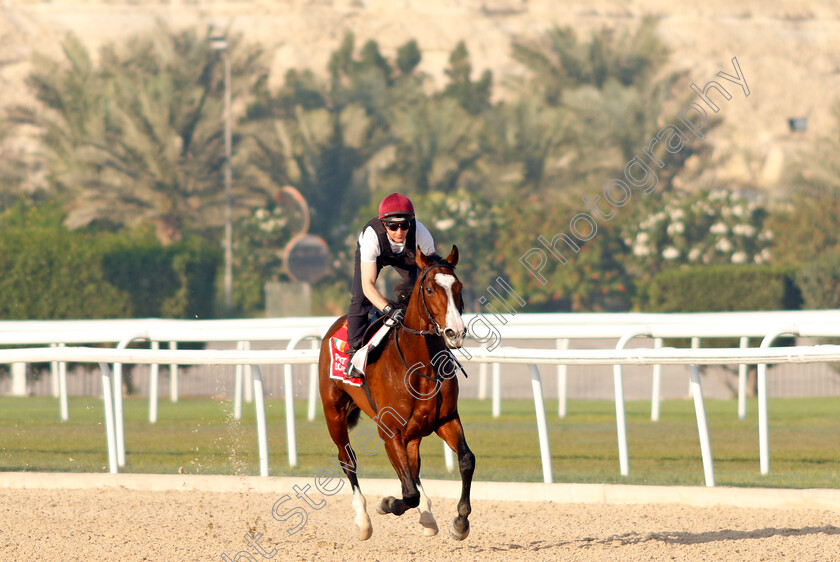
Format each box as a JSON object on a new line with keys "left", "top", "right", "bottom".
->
{"left": 436, "top": 416, "right": 474, "bottom": 541}
{"left": 376, "top": 437, "right": 420, "bottom": 517}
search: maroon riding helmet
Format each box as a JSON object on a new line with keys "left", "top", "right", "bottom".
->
{"left": 378, "top": 193, "right": 415, "bottom": 223}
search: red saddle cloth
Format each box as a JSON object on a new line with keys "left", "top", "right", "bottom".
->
{"left": 328, "top": 321, "right": 363, "bottom": 386}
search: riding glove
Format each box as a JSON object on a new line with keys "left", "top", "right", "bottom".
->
{"left": 382, "top": 303, "right": 405, "bottom": 324}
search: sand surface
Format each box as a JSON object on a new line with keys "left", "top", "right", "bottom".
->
{"left": 3, "top": 485, "right": 839, "bottom": 561}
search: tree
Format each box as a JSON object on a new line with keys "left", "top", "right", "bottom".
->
{"left": 510, "top": 17, "right": 668, "bottom": 106}
{"left": 9, "top": 23, "right": 269, "bottom": 244}
{"left": 442, "top": 41, "right": 493, "bottom": 116}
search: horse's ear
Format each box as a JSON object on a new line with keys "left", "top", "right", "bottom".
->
{"left": 445, "top": 245, "right": 459, "bottom": 268}
{"left": 416, "top": 248, "right": 431, "bottom": 270}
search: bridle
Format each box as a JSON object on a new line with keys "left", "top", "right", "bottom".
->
{"left": 399, "top": 261, "right": 461, "bottom": 338}
{"left": 392, "top": 261, "right": 469, "bottom": 380}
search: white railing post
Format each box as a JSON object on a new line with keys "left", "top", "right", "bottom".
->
{"left": 556, "top": 338, "right": 569, "bottom": 418}
{"left": 307, "top": 338, "right": 319, "bottom": 421}
{"left": 529, "top": 364, "right": 553, "bottom": 483}
{"left": 613, "top": 328, "right": 651, "bottom": 477}
{"left": 491, "top": 363, "right": 501, "bottom": 418}
{"left": 10, "top": 362, "right": 26, "bottom": 396}
{"left": 252, "top": 365, "right": 270, "bottom": 477}
{"left": 282, "top": 333, "right": 324, "bottom": 466}
{"left": 757, "top": 327, "right": 798, "bottom": 475}
{"left": 689, "top": 337, "right": 700, "bottom": 396}
{"left": 477, "top": 362, "right": 488, "bottom": 400}
{"left": 738, "top": 336, "right": 749, "bottom": 420}
{"left": 149, "top": 341, "right": 159, "bottom": 424}
{"left": 169, "top": 341, "right": 179, "bottom": 402}
{"left": 58, "top": 343, "right": 68, "bottom": 422}
{"left": 233, "top": 341, "right": 245, "bottom": 420}
{"left": 244, "top": 342, "right": 253, "bottom": 404}
{"left": 651, "top": 338, "right": 663, "bottom": 422}
{"left": 114, "top": 333, "right": 150, "bottom": 467}
{"left": 688, "top": 365, "right": 715, "bottom": 486}
{"left": 50, "top": 344, "right": 60, "bottom": 398}
{"left": 99, "top": 362, "right": 118, "bottom": 474}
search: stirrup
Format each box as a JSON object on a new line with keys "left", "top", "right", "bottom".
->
{"left": 344, "top": 349, "right": 358, "bottom": 377}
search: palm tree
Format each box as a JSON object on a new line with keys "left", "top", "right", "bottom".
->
{"left": 510, "top": 16, "right": 669, "bottom": 106}
{"left": 9, "top": 23, "right": 268, "bottom": 244}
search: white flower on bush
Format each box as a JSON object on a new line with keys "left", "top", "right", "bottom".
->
{"left": 662, "top": 247, "right": 680, "bottom": 260}
{"left": 688, "top": 248, "right": 702, "bottom": 262}
{"left": 666, "top": 222, "right": 685, "bottom": 235}
{"left": 761, "top": 248, "right": 772, "bottom": 261}
{"left": 716, "top": 238, "right": 733, "bottom": 253}
{"left": 635, "top": 232, "right": 649, "bottom": 244}
{"left": 633, "top": 244, "right": 650, "bottom": 256}
{"left": 710, "top": 222, "right": 728, "bottom": 235}
{"left": 732, "top": 205, "right": 746, "bottom": 217}
{"left": 255, "top": 208, "right": 269, "bottom": 220}
{"left": 732, "top": 224, "right": 756, "bottom": 237}
{"left": 436, "top": 218, "right": 456, "bottom": 231}
{"left": 669, "top": 208, "right": 685, "bottom": 221}
{"left": 758, "top": 230, "right": 774, "bottom": 241}
{"left": 731, "top": 251, "right": 747, "bottom": 264}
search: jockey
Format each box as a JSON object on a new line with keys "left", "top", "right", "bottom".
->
{"left": 346, "top": 192, "right": 437, "bottom": 376}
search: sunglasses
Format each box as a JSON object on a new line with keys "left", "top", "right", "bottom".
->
{"left": 383, "top": 221, "right": 412, "bottom": 231}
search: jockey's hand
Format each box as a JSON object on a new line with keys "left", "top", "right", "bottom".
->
{"left": 382, "top": 303, "right": 404, "bottom": 325}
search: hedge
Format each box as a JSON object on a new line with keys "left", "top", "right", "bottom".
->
{"left": 644, "top": 264, "right": 802, "bottom": 348}
{"left": 645, "top": 264, "right": 802, "bottom": 313}
{"left": 796, "top": 253, "right": 840, "bottom": 310}
{"left": 0, "top": 205, "right": 220, "bottom": 320}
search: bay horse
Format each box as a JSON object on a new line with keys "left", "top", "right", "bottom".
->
{"left": 318, "top": 246, "right": 474, "bottom": 541}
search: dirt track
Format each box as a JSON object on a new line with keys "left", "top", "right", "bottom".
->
{"left": 3, "top": 486, "right": 839, "bottom": 561}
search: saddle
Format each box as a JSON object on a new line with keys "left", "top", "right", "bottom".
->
{"left": 328, "top": 315, "right": 394, "bottom": 387}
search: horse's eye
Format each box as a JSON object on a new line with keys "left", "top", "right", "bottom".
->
{"left": 425, "top": 286, "right": 434, "bottom": 295}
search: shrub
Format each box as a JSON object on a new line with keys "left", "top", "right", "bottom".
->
{"left": 796, "top": 253, "right": 840, "bottom": 309}
{"left": 0, "top": 203, "right": 220, "bottom": 319}
{"left": 645, "top": 264, "right": 801, "bottom": 313}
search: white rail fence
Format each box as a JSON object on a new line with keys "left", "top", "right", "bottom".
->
{"left": 3, "top": 315, "right": 840, "bottom": 486}
{"left": 5, "top": 312, "right": 840, "bottom": 430}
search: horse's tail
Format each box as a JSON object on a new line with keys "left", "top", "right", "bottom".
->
{"left": 346, "top": 403, "right": 362, "bottom": 430}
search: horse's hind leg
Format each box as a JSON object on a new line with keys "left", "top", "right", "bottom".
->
{"left": 323, "top": 400, "right": 372, "bottom": 540}
{"left": 436, "top": 416, "right": 474, "bottom": 541}
{"left": 407, "top": 438, "right": 439, "bottom": 536}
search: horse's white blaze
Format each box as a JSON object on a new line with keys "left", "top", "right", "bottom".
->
{"left": 416, "top": 483, "right": 439, "bottom": 536}
{"left": 352, "top": 487, "right": 372, "bottom": 540}
{"left": 434, "top": 273, "right": 465, "bottom": 334}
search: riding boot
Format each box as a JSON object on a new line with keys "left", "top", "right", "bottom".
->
{"left": 344, "top": 347, "right": 358, "bottom": 378}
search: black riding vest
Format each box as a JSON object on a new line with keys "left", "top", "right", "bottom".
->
{"left": 363, "top": 217, "right": 418, "bottom": 282}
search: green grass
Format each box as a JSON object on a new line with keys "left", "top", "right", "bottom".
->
{"left": 1, "top": 396, "right": 838, "bottom": 488}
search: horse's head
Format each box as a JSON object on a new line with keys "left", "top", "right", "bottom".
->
{"left": 412, "top": 246, "right": 467, "bottom": 349}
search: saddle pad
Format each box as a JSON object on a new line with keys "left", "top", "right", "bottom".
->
{"left": 328, "top": 321, "right": 363, "bottom": 386}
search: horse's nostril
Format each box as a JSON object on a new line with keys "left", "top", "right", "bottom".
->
{"left": 444, "top": 328, "right": 457, "bottom": 338}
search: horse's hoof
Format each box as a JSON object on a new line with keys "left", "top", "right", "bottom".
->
{"left": 448, "top": 519, "right": 470, "bottom": 541}
{"left": 376, "top": 497, "right": 390, "bottom": 515}
{"left": 419, "top": 511, "right": 439, "bottom": 536}
{"left": 356, "top": 524, "right": 373, "bottom": 541}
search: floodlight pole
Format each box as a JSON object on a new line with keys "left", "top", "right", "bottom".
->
{"left": 213, "top": 34, "right": 234, "bottom": 315}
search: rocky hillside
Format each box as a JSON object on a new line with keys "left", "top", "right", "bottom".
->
{"left": 2, "top": 0, "right": 840, "bottom": 191}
